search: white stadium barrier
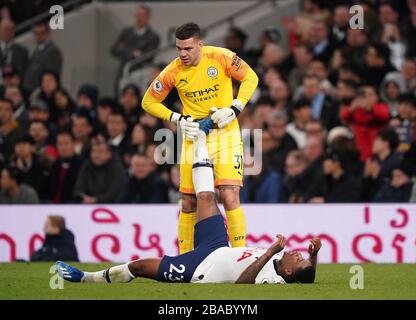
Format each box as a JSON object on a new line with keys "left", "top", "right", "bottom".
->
{"left": 0, "top": 204, "right": 415, "bottom": 263}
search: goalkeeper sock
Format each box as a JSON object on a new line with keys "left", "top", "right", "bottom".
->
{"left": 225, "top": 207, "right": 246, "bottom": 247}
{"left": 178, "top": 211, "right": 196, "bottom": 254}
{"left": 83, "top": 263, "right": 135, "bottom": 283}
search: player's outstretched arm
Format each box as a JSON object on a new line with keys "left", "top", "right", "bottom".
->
{"left": 235, "top": 235, "right": 286, "bottom": 284}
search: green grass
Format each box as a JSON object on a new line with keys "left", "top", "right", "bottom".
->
{"left": 0, "top": 263, "right": 415, "bottom": 300}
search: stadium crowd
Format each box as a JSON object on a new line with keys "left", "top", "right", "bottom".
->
{"left": 0, "top": 0, "right": 416, "bottom": 204}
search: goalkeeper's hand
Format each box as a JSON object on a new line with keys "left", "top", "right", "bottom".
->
{"left": 170, "top": 112, "right": 199, "bottom": 140}
{"left": 210, "top": 99, "right": 244, "bottom": 129}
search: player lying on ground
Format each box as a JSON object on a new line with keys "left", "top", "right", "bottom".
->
{"left": 56, "top": 131, "right": 322, "bottom": 284}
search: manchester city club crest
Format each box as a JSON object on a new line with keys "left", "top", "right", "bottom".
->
{"left": 207, "top": 66, "right": 218, "bottom": 78}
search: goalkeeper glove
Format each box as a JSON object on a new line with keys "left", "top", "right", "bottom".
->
{"left": 210, "top": 99, "right": 244, "bottom": 129}
{"left": 170, "top": 112, "right": 199, "bottom": 140}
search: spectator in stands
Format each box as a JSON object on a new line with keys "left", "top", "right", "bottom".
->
{"left": 261, "top": 43, "right": 285, "bottom": 70}
{"left": 71, "top": 113, "right": 93, "bottom": 161}
{"left": 305, "top": 119, "right": 326, "bottom": 145}
{"left": 266, "top": 110, "right": 298, "bottom": 174}
{"left": 29, "top": 120, "right": 58, "bottom": 170}
{"left": 168, "top": 164, "right": 181, "bottom": 204}
{"left": 4, "top": 85, "right": 29, "bottom": 130}
{"left": 305, "top": 59, "right": 335, "bottom": 96}
{"left": 379, "top": 72, "right": 406, "bottom": 117}
{"left": 300, "top": 74, "right": 339, "bottom": 130}
{"left": 403, "top": 111, "right": 416, "bottom": 166}
{"left": 312, "top": 147, "right": 362, "bottom": 203}
{"left": 119, "top": 153, "right": 168, "bottom": 203}
{"left": 362, "top": 43, "right": 396, "bottom": 88}
{"left": 303, "top": 135, "right": 325, "bottom": 174}
{"left": 111, "top": 4, "right": 160, "bottom": 91}
{"left": 30, "top": 215, "right": 79, "bottom": 262}
{"left": 10, "top": 134, "right": 46, "bottom": 198}
{"left": 0, "top": 98, "right": 24, "bottom": 162}
{"left": 400, "top": 58, "right": 416, "bottom": 92}
{"left": 268, "top": 79, "right": 291, "bottom": 111}
{"left": 331, "top": 5, "right": 350, "bottom": 47}
{"left": 0, "top": 166, "right": 39, "bottom": 203}
{"left": 51, "top": 88, "right": 75, "bottom": 130}
{"left": 76, "top": 84, "right": 98, "bottom": 121}
{"left": 373, "top": 161, "right": 414, "bottom": 203}
{"left": 1, "top": 65, "right": 23, "bottom": 90}
{"left": 381, "top": 23, "right": 406, "bottom": 71}
{"left": 30, "top": 71, "right": 60, "bottom": 111}
{"left": 307, "top": 18, "right": 334, "bottom": 62}
{"left": 362, "top": 127, "right": 402, "bottom": 201}
{"left": 124, "top": 123, "right": 150, "bottom": 167}
{"left": 47, "top": 131, "right": 82, "bottom": 203}
{"left": 74, "top": 136, "right": 126, "bottom": 203}
{"left": 0, "top": 18, "right": 28, "bottom": 77}
{"left": 281, "top": 150, "right": 321, "bottom": 203}
{"left": 340, "top": 85, "right": 390, "bottom": 161}
{"left": 287, "top": 42, "right": 313, "bottom": 92}
{"left": 286, "top": 98, "right": 313, "bottom": 148}
{"left": 224, "top": 27, "right": 254, "bottom": 66}
{"left": 240, "top": 155, "right": 282, "bottom": 203}
{"left": 96, "top": 97, "right": 117, "bottom": 134}
{"left": 343, "top": 28, "right": 369, "bottom": 67}
{"left": 390, "top": 93, "right": 416, "bottom": 153}
{"left": 119, "top": 84, "right": 141, "bottom": 131}
{"left": 23, "top": 22, "right": 62, "bottom": 94}
{"left": 106, "top": 110, "right": 129, "bottom": 158}
{"left": 335, "top": 79, "right": 358, "bottom": 107}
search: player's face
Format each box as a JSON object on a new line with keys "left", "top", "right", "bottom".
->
{"left": 279, "top": 251, "right": 312, "bottom": 276}
{"left": 176, "top": 37, "right": 203, "bottom": 66}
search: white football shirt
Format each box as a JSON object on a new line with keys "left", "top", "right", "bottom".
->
{"left": 190, "top": 246, "right": 286, "bottom": 284}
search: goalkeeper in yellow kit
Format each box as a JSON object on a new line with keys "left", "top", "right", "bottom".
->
{"left": 142, "top": 22, "right": 258, "bottom": 253}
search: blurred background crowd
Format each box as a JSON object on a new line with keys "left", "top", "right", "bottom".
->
{"left": 0, "top": 0, "right": 416, "bottom": 205}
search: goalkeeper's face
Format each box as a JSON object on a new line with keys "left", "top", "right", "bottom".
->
{"left": 176, "top": 37, "right": 203, "bottom": 66}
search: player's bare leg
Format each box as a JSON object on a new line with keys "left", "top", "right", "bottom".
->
{"left": 192, "top": 130, "right": 221, "bottom": 222}
{"left": 56, "top": 130, "right": 220, "bottom": 284}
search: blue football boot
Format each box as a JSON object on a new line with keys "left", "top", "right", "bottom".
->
{"left": 56, "top": 261, "right": 85, "bottom": 282}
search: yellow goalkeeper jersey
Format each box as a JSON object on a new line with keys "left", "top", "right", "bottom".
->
{"left": 142, "top": 45, "right": 258, "bottom": 124}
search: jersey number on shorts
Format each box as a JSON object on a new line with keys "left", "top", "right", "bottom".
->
{"left": 164, "top": 263, "right": 186, "bottom": 282}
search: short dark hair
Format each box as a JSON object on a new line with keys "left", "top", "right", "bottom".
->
{"left": 288, "top": 265, "right": 316, "bottom": 283}
{"left": 109, "top": 109, "right": 127, "bottom": 124}
{"left": 293, "top": 98, "right": 312, "bottom": 111}
{"left": 3, "top": 166, "right": 23, "bottom": 185}
{"left": 369, "top": 43, "right": 390, "bottom": 63}
{"left": 175, "top": 22, "right": 201, "bottom": 40}
{"left": 0, "top": 98, "right": 14, "bottom": 110}
{"left": 397, "top": 93, "right": 416, "bottom": 107}
{"left": 56, "top": 130, "right": 75, "bottom": 141}
{"left": 338, "top": 79, "right": 359, "bottom": 92}
{"left": 378, "top": 127, "right": 399, "bottom": 152}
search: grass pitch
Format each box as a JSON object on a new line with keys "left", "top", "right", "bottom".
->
{"left": 0, "top": 262, "right": 415, "bottom": 300}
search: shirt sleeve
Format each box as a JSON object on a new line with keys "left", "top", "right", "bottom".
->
{"left": 222, "top": 51, "right": 259, "bottom": 106}
{"left": 141, "top": 65, "right": 177, "bottom": 121}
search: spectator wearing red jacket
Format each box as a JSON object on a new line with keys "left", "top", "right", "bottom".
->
{"left": 340, "top": 85, "right": 390, "bottom": 161}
